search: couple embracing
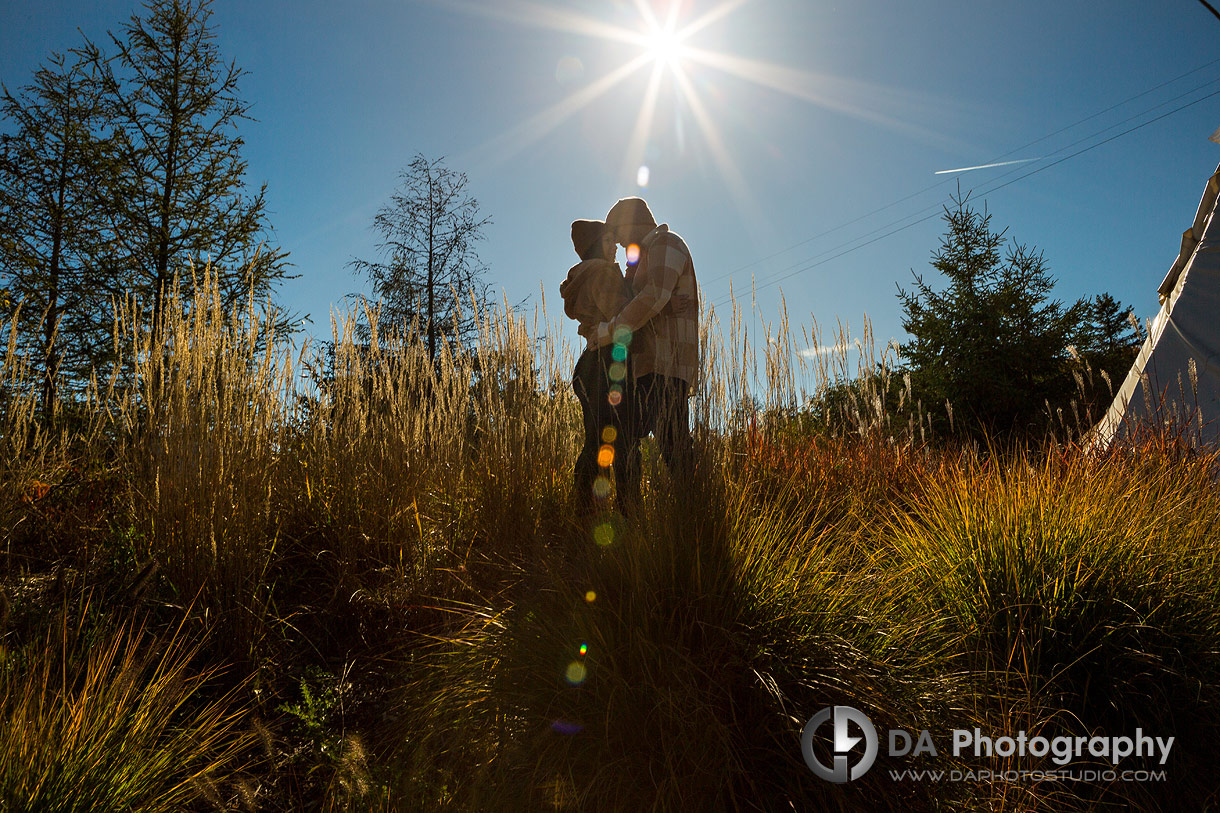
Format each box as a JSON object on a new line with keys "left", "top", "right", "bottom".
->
{"left": 559, "top": 197, "right": 699, "bottom": 517}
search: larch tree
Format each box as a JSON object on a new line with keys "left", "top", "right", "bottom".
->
{"left": 88, "top": 0, "right": 290, "bottom": 336}
{"left": 0, "top": 51, "right": 116, "bottom": 416}
{"left": 350, "top": 154, "right": 491, "bottom": 361}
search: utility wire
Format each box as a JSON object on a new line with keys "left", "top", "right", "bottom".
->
{"left": 1198, "top": 0, "right": 1220, "bottom": 23}
{"left": 965, "top": 74, "right": 1220, "bottom": 189}
{"left": 705, "top": 56, "right": 1220, "bottom": 288}
{"left": 987, "top": 58, "right": 1220, "bottom": 161}
{"left": 974, "top": 87, "right": 1220, "bottom": 199}
{"left": 714, "top": 79, "right": 1220, "bottom": 307}
{"left": 712, "top": 84, "right": 1220, "bottom": 309}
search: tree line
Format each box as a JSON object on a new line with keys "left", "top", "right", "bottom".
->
{"left": 0, "top": 0, "right": 290, "bottom": 418}
{"left": 2, "top": 0, "right": 496, "bottom": 423}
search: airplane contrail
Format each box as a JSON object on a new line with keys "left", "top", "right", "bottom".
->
{"left": 934, "top": 157, "right": 1040, "bottom": 175}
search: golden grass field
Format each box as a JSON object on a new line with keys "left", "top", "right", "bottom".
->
{"left": 2, "top": 272, "right": 1218, "bottom": 811}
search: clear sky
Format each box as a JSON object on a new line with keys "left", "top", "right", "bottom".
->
{"left": 4, "top": 0, "right": 1219, "bottom": 372}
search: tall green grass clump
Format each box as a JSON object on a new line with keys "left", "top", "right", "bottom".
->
{"left": 889, "top": 447, "right": 1220, "bottom": 809}
{"left": 0, "top": 603, "right": 253, "bottom": 811}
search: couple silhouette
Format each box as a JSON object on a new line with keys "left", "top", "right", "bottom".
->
{"left": 559, "top": 196, "right": 699, "bottom": 517}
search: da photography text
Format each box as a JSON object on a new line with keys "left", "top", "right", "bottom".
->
{"left": 801, "top": 705, "right": 1174, "bottom": 784}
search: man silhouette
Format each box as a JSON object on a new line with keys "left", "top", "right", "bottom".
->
{"left": 591, "top": 197, "right": 699, "bottom": 505}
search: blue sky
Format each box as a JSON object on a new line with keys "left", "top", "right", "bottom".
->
{"left": 4, "top": 0, "right": 1219, "bottom": 373}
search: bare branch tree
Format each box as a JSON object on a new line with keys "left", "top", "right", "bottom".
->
{"left": 350, "top": 154, "right": 491, "bottom": 360}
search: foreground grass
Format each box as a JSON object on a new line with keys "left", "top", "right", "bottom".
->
{"left": 1, "top": 276, "right": 1218, "bottom": 811}
{"left": 0, "top": 602, "right": 253, "bottom": 812}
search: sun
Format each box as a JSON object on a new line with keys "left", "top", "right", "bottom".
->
{"left": 645, "top": 22, "right": 684, "bottom": 68}
{"left": 459, "top": 0, "right": 760, "bottom": 206}
{"left": 460, "top": 0, "right": 910, "bottom": 216}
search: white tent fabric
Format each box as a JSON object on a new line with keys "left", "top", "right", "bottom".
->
{"left": 1091, "top": 163, "right": 1220, "bottom": 447}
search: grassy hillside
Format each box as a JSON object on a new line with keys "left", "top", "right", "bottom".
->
{"left": 2, "top": 275, "right": 1217, "bottom": 811}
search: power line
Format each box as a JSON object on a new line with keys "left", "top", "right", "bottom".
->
{"left": 974, "top": 87, "right": 1220, "bottom": 199}
{"left": 704, "top": 57, "right": 1220, "bottom": 287}
{"left": 710, "top": 212, "right": 942, "bottom": 312}
{"left": 1198, "top": 0, "right": 1220, "bottom": 23}
{"left": 986, "top": 57, "right": 1220, "bottom": 162}
{"left": 719, "top": 84, "right": 1220, "bottom": 307}
{"left": 712, "top": 84, "right": 1220, "bottom": 309}
{"left": 962, "top": 74, "right": 1220, "bottom": 190}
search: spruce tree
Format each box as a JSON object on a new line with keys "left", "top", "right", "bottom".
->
{"left": 897, "top": 193, "right": 1085, "bottom": 438}
{"left": 1073, "top": 292, "right": 1142, "bottom": 408}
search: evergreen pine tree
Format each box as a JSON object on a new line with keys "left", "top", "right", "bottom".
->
{"left": 1072, "top": 292, "right": 1143, "bottom": 408}
{"left": 897, "top": 193, "right": 1085, "bottom": 438}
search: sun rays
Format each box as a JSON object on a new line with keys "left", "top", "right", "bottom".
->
{"left": 457, "top": 0, "right": 758, "bottom": 186}
{"left": 446, "top": 0, "right": 944, "bottom": 217}
{"left": 477, "top": 53, "right": 655, "bottom": 163}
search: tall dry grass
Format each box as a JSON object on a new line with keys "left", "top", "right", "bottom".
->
{"left": 2, "top": 271, "right": 1219, "bottom": 811}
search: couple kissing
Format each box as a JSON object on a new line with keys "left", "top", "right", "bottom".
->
{"left": 559, "top": 196, "right": 699, "bottom": 518}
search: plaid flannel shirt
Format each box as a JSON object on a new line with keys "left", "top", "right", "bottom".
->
{"left": 593, "top": 224, "right": 699, "bottom": 390}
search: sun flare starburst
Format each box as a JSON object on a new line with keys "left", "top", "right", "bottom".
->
{"left": 445, "top": 0, "right": 938, "bottom": 223}
{"left": 456, "top": 0, "right": 754, "bottom": 188}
